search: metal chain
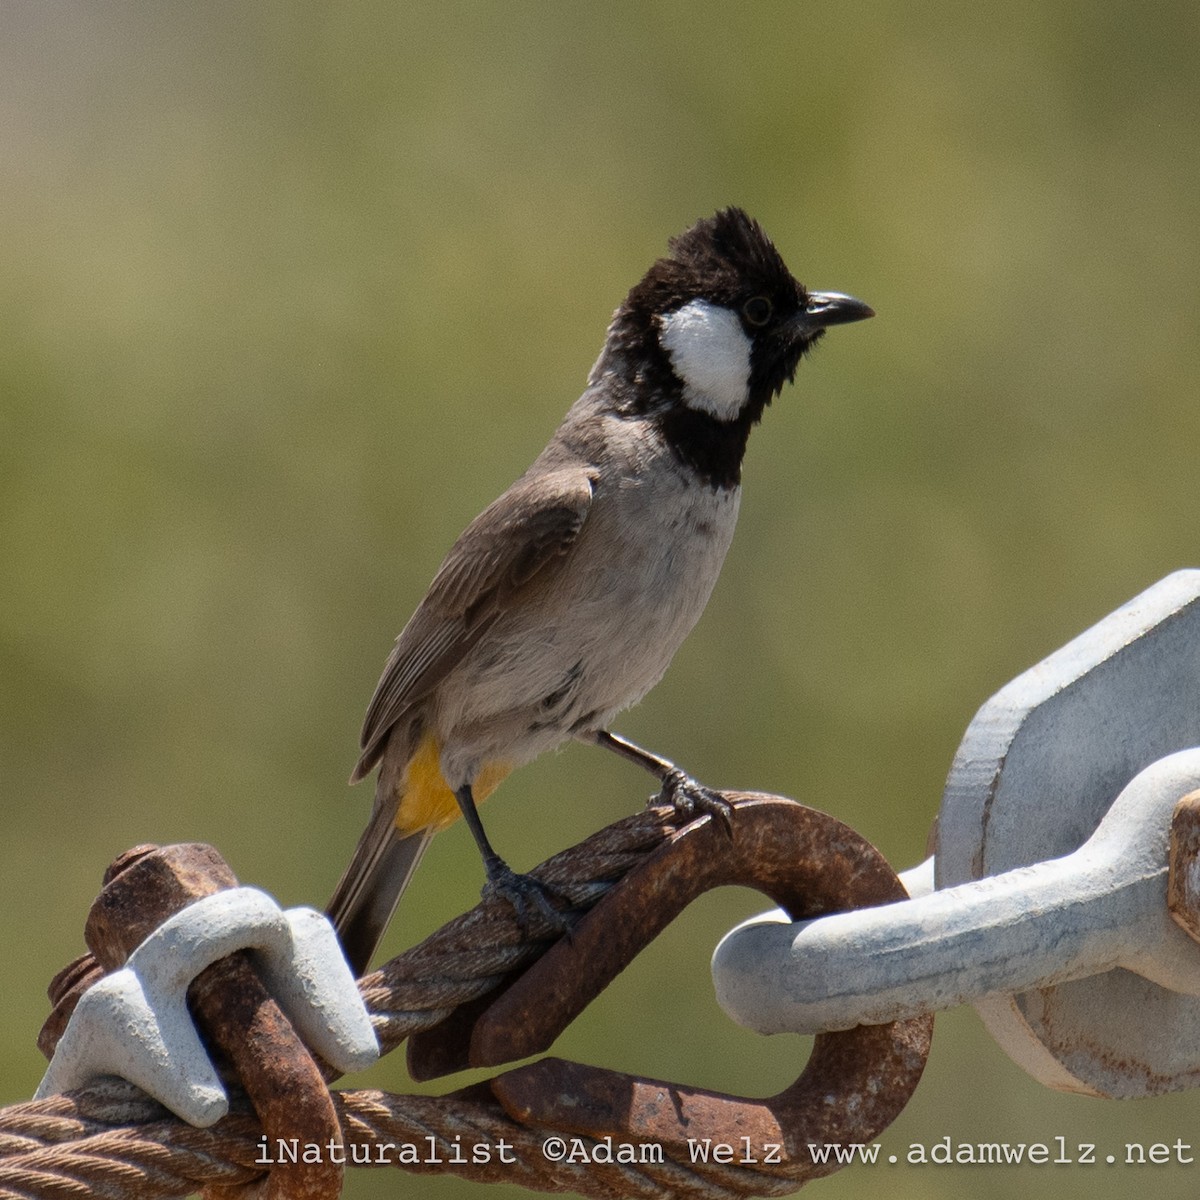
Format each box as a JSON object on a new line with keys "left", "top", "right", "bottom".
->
{"left": 5, "top": 801, "right": 930, "bottom": 1199}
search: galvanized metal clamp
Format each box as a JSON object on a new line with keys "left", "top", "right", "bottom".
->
{"left": 713, "top": 569, "right": 1200, "bottom": 1098}
{"left": 38, "top": 844, "right": 380, "bottom": 1200}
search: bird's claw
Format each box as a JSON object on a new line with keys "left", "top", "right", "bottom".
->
{"left": 657, "top": 768, "right": 735, "bottom": 838}
{"left": 482, "top": 863, "right": 573, "bottom": 936}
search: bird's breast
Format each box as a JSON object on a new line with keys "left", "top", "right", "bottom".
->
{"left": 536, "top": 470, "right": 742, "bottom": 709}
{"left": 434, "top": 449, "right": 742, "bottom": 766}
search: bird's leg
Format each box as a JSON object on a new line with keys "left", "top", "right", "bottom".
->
{"left": 594, "top": 730, "right": 734, "bottom": 836}
{"left": 453, "top": 784, "right": 571, "bottom": 931}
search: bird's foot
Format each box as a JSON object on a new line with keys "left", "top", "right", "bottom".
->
{"left": 656, "top": 768, "right": 735, "bottom": 838}
{"left": 481, "top": 861, "right": 573, "bottom": 935}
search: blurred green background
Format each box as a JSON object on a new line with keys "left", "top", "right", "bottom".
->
{"left": 3, "top": 2, "right": 1200, "bottom": 1197}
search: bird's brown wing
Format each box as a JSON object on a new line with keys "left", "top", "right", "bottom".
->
{"left": 351, "top": 465, "right": 596, "bottom": 781}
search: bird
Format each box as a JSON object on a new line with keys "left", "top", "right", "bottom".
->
{"left": 327, "top": 207, "right": 873, "bottom": 975}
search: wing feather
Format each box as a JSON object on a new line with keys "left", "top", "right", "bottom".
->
{"left": 351, "top": 466, "right": 595, "bottom": 781}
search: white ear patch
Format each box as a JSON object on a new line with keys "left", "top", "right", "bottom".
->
{"left": 658, "top": 300, "right": 751, "bottom": 420}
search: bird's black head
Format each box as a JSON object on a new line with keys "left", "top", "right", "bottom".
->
{"left": 595, "top": 208, "right": 873, "bottom": 488}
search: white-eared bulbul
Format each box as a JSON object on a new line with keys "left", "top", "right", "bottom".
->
{"left": 328, "top": 208, "right": 873, "bottom": 974}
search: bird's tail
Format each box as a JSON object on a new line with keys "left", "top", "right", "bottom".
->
{"left": 327, "top": 799, "right": 434, "bottom": 977}
{"left": 329, "top": 731, "right": 510, "bottom": 975}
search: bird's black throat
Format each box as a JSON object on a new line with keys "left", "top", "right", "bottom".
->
{"left": 654, "top": 401, "right": 762, "bottom": 491}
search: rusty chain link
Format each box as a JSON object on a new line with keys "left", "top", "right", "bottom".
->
{"left": 9, "top": 795, "right": 932, "bottom": 1199}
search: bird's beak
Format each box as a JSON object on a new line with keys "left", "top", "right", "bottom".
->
{"left": 798, "top": 291, "right": 875, "bottom": 331}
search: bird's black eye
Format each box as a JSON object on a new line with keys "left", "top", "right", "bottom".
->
{"left": 742, "top": 296, "right": 773, "bottom": 327}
